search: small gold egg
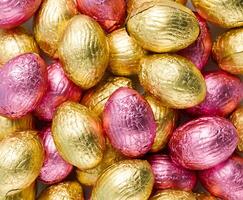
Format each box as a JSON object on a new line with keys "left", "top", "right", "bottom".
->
{"left": 150, "top": 190, "right": 196, "bottom": 200}
{"left": 194, "top": 193, "right": 216, "bottom": 200}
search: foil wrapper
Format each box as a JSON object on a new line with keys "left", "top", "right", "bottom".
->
{"left": 194, "top": 193, "right": 216, "bottom": 200}
{"left": 149, "top": 190, "right": 196, "bottom": 200}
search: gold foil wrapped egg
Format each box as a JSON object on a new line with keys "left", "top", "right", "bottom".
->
{"left": 139, "top": 54, "right": 206, "bottom": 109}
{"left": 58, "top": 15, "right": 109, "bottom": 89}
{"left": 212, "top": 28, "right": 243, "bottom": 74}
{"left": 52, "top": 101, "right": 105, "bottom": 170}
{"left": 0, "top": 27, "right": 39, "bottom": 66}
{"left": 108, "top": 28, "right": 147, "bottom": 76}
{"left": 0, "top": 131, "right": 44, "bottom": 196}
{"left": 126, "top": 0, "right": 199, "bottom": 53}
{"left": 91, "top": 159, "right": 154, "bottom": 200}
{"left": 194, "top": 193, "right": 216, "bottom": 200}
{"left": 192, "top": 0, "right": 243, "bottom": 28}
{"left": 34, "top": 0, "right": 78, "bottom": 57}
{"left": 150, "top": 190, "right": 196, "bottom": 200}
{"left": 81, "top": 77, "right": 132, "bottom": 117}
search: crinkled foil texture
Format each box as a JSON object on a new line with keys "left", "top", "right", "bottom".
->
{"left": 150, "top": 190, "right": 196, "bottom": 200}
{"left": 231, "top": 107, "right": 243, "bottom": 151}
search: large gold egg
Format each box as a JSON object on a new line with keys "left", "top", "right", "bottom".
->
{"left": 150, "top": 190, "right": 196, "bottom": 200}
{"left": 0, "top": 131, "right": 44, "bottom": 196}
{"left": 91, "top": 159, "right": 154, "bottom": 200}
{"left": 194, "top": 193, "right": 216, "bottom": 200}
{"left": 212, "top": 28, "right": 243, "bottom": 75}
{"left": 52, "top": 101, "right": 105, "bottom": 170}
{"left": 0, "top": 27, "right": 39, "bottom": 66}
{"left": 126, "top": 0, "right": 199, "bottom": 53}
{"left": 81, "top": 77, "right": 132, "bottom": 117}
{"left": 34, "top": 0, "right": 78, "bottom": 57}
{"left": 108, "top": 28, "right": 147, "bottom": 76}
{"left": 139, "top": 54, "right": 206, "bottom": 109}
{"left": 192, "top": 0, "right": 243, "bottom": 28}
{"left": 58, "top": 15, "right": 109, "bottom": 89}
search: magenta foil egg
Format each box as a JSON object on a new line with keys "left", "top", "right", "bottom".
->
{"left": 0, "top": 0, "right": 42, "bottom": 29}
{"left": 0, "top": 53, "right": 47, "bottom": 119}
{"left": 38, "top": 127, "right": 73, "bottom": 184}
{"left": 199, "top": 155, "right": 243, "bottom": 200}
{"left": 35, "top": 61, "right": 82, "bottom": 121}
{"left": 187, "top": 71, "right": 242, "bottom": 117}
{"left": 103, "top": 87, "right": 156, "bottom": 157}
{"left": 169, "top": 117, "right": 238, "bottom": 170}
{"left": 148, "top": 154, "right": 196, "bottom": 191}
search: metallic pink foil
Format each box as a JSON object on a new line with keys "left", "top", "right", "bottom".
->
{"left": 35, "top": 61, "right": 82, "bottom": 121}
{"left": 0, "top": 0, "right": 41, "bottom": 29}
{"left": 38, "top": 127, "right": 73, "bottom": 184}
{"left": 169, "top": 117, "right": 238, "bottom": 170}
{"left": 103, "top": 87, "right": 156, "bottom": 157}
{"left": 0, "top": 53, "right": 47, "bottom": 119}
{"left": 148, "top": 154, "right": 196, "bottom": 191}
{"left": 199, "top": 155, "right": 243, "bottom": 200}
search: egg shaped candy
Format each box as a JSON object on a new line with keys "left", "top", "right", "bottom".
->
{"left": 149, "top": 190, "right": 196, "bottom": 200}
{"left": 194, "top": 193, "right": 216, "bottom": 200}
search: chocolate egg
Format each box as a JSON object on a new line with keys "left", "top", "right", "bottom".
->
{"left": 91, "top": 160, "right": 154, "bottom": 200}
{"left": 0, "top": 27, "right": 39, "bottom": 66}
{"left": 149, "top": 190, "right": 196, "bottom": 200}
{"left": 35, "top": 61, "right": 82, "bottom": 121}
{"left": 169, "top": 117, "right": 238, "bottom": 170}
{"left": 108, "top": 28, "right": 147, "bottom": 76}
{"left": 34, "top": 0, "right": 78, "bottom": 57}
{"left": 52, "top": 101, "right": 105, "bottom": 170}
{"left": 38, "top": 127, "right": 73, "bottom": 184}
{"left": 0, "top": 53, "right": 47, "bottom": 119}
{"left": 199, "top": 155, "right": 243, "bottom": 200}
{"left": 38, "top": 181, "right": 84, "bottom": 200}
{"left": 81, "top": 77, "right": 132, "bottom": 117}
{"left": 148, "top": 154, "right": 196, "bottom": 191}
{"left": 145, "top": 95, "right": 177, "bottom": 152}
{"left": 103, "top": 87, "right": 156, "bottom": 157}
{"left": 178, "top": 12, "right": 212, "bottom": 70}
{"left": 194, "top": 193, "right": 216, "bottom": 200}
{"left": 212, "top": 28, "right": 243, "bottom": 74}
{"left": 58, "top": 15, "right": 109, "bottom": 89}
{"left": 139, "top": 54, "right": 206, "bottom": 109}
{"left": 187, "top": 71, "right": 242, "bottom": 117}
{"left": 0, "top": 0, "right": 41, "bottom": 29}
{"left": 126, "top": 0, "right": 199, "bottom": 53}
{"left": 0, "top": 131, "right": 44, "bottom": 196}
{"left": 192, "top": 0, "right": 243, "bottom": 28}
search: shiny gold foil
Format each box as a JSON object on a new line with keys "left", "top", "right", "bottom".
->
{"left": 212, "top": 28, "right": 243, "bottom": 74}
{"left": 150, "top": 190, "right": 196, "bottom": 200}
{"left": 108, "top": 28, "right": 147, "bottom": 76}
{"left": 91, "top": 159, "right": 154, "bottom": 200}
{"left": 58, "top": 15, "right": 109, "bottom": 89}
{"left": 126, "top": 0, "right": 199, "bottom": 53}
{"left": 34, "top": 0, "right": 78, "bottom": 57}
{"left": 139, "top": 54, "right": 206, "bottom": 109}
{"left": 38, "top": 181, "right": 84, "bottom": 200}
{"left": 0, "top": 27, "right": 39, "bottom": 66}
{"left": 0, "top": 131, "right": 44, "bottom": 196}
{"left": 145, "top": 95, "right": 177, "bottom": 152}
{"left": 194, "top": 193, "right": 216, "bottom": 200}
{"left": 192, "top": 0, "right": 243, "bottom": 28}
{"left": 81, "top": 76, "right": 132, "bottom": 117}
{"left": 52, "top": 101, "right": 105, "bottom": 170}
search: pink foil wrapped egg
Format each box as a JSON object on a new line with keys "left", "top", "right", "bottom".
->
{"left": 103, "top": 87, "right": 156, "bottom": 157}
{"left": 169, "top": 117, "right": 238, "bottom": 170}
{"left": 0, "top": 53, "right": 47, "bottom": 119}
{"left": 199, "top": 155, "right": 243, "bottom": 200}
{"left": 38, "top": 127, "right": 73, "bottom": 184}
{"left": 35, "top": 61, "right": 82, "bottom": 121}
{"left": 148, "top": 154, "right": 196, "bottom": 191}
{"left": 0, "top": 0, "right": 42, "bottom": 29}
{"left": 187, "top": 71, "right": 242, "bottom": 117}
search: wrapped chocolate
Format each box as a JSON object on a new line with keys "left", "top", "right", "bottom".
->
{"left": 35, "top": 61, "right": 82, "bottom": 121}
{"left": 0, "top": 53, "right": 47, "bottom": 119}
{"left": 38, "top": 127, "right": 73, "bottom": 184}
{"left": 34, "top": 0, "right": 78, "bottom": 57}
{"left": 58, "top": 15, "right": 109, "bottom": 89}
{"left": 103, "top": 87, "right": 156, "bottom": 157}
{"left": 52, "top": 101, "right": 105, "bottom": 170}
{"left": 139, "top": 54, "right": 206, "bottom": 109}
{"left": 194, "top": 193, "right": 216, "bottom": 200}
{"left": 0, "top": 131, "right": 44, "bottom": 196}
{"left": 149, "top": 190, "right": 196, "bottom": 200}
{"left": 126, "top": 0, "right": 199, "bottom": 53}
{"left": 91, "top": 160, "right": 154, "bottom": 200}
{"left": 148, "top": 154, "right": 196, "bottom": 191}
